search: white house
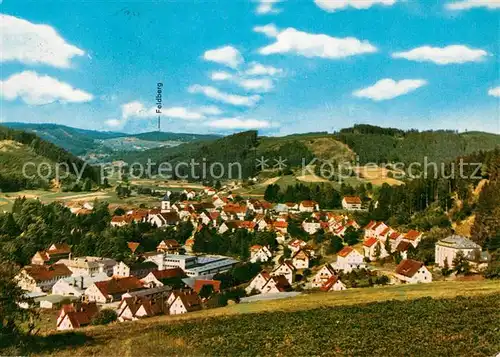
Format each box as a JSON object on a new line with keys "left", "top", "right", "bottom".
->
{"left": 56, "top": 302, "right": 98, "bottom": 331}
{"left": 56, "top": 256, "right": 117, "bottom": 277}
{"left": 299, "top": 201, "right": 319, "bottom": 213}
{"left": 332, "top": 246, "right": 366, "bottom": 272}
{"left": 16, "top": 264, "right": 72, "bottom": 293}
{"left": 395, "top": 259, "right": 432, "bottom": 284}
{"left": 302, "top": 220, "right": 321, "bottom": 235}
{"left": 84, "top": 276, "right": 143, "bottom": 303}
{"left": 260, "top": 275, "right": 291, "bottom": 294}
{"left": 291, "top": 249, "right": 311, "bottom": 270}
{"left": 342, "top": 196, "right": 362, "bottom": 211}
{"left": 52, "top": 273, "right": 111, "bottom": 297}
{"left": 320, "top": 276, "right": 347, "bottom": 292}
{"left": 287, "top": 239, "right": 307, "bottom": 254}
{"left": 250, "top": 245, "right": 273, "bottom": 263}
{"left": 435, "top": 235, "right": 482, "bottom": 268}
{"left": 271, "top": 261, "right": 296, "bottom": 285}
{"left": 362, "top": 238, "right": 388, "bottom": 261}
{"left": 168, "top": 291, "right": 202, "bottom": 315}
{"left": 245, "top": 271, "right": 271, "bottom": 294}
{"left": 311, "top": 264, "right": 336, "bottom": 288}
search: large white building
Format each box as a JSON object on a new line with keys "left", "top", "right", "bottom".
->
{"left": 332, "top": 246, "right": 366, "bottom": 272}
{"left": 435, "top": 235, "right": 481, "bottom": 268}
{"left": 145, "top": 253, "right": 237, "bottom": 277}
{"left": 56, "top": 257, "right": 117, "bottom": 277}
{"left": 52, "top": 273, "right": 111, "bottom": 297}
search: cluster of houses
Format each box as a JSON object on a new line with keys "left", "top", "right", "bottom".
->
{"left": 16, "top": 187, "right": 493, "bottom": 331}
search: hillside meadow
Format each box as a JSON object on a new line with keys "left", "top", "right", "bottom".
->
{"left": 10, "top": 280, "right": 500, "bottom": 356}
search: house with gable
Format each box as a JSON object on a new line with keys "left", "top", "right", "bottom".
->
{"left": 395, "top": 259, "right": 432, "bottom": 284}
{"left": 291, "top": 249, "right": 311, "bottom": 269}
{"left": 31, "top": 243, "right": 71, "bottom": 265}
{"left": 341, "top": 196, "right": 362, "bottom": 211}
{"left": 169, "top": 291, "right": 202, "bottom": 315}
{"left": 271, "top": 261, "right": 296, "bottom": 284}
{"left": 84, "top": 276, "right": 144, "bottom": 303}
{"left": 250, "top": 245, "right": 273, "bottom": 263}
{"left": 245, "top": 271, "right": 271, "bottom": 294}
{"left": 332, "top": 246, "right": 366, "bottom": 272}
{"left": 320, "top": 276, "right": 347, "bottom": 292}
{"left": 299, "top": 200, "right": 319, "bottom": 213}
{"left": 261, "top": 275, "right": 292, "bottom": 294}
{"left": 56, "top": 302, "right": 99, "bottom": 331}
{"left": 311, "top": 264, "right": 336, "bottom": 288}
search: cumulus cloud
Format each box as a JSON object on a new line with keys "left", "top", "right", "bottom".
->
{"left": 121, "top": 100, "right": 222, "bottom": 120}
{"left": 211, "top": 71, "right": 234, "bottom": 81}
{"left": 238, "top": 78, "right": 274, "bottom": 92}
{"left": 208, "top": 117, "right": 271, "bottom": 129}
{"left": 203, "top": 46, "right": 244, "bottom": 69}
{"left": 0, "top": 14, "right": 85, "bottom": 68}
{"left": 105, "top": 119, "right": 123, "bottom": 128}
{"left": 253, "top": 24, "right": 280, "bottom": 38}
{"left": 188, "top": 85, "right": 261, "bottom": 106}
{"left": 256, "top": 0, "right": 283, "bottom": 14}
{"left": 245, "top": 62, "right": 284, "bottom": 76}
{"left": 446, "top": 0, "right": 500, "bottom": 10}
{"left": 0, "top": 71, "right": 93, "bottom": 105}
{"left": 257, "top": 27, "right": 377, "bottom": 59}
{"left": 314, "top": 0, "right": 397, "bottom": 12}
{"left": 392, "top": 45, "right": 488, "bottom": 65}
{"left": 488, "top": 87, "right": 500, "bottom": 97}
{"left": 353, "top": 78, "right": 427, "bottom": 101}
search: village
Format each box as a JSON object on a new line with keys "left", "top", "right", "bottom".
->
{"left": 12, "top": 185, "right": 492, "bottom": 332}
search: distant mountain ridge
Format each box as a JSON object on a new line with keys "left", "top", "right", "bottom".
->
{"left": 1, "top": 123, "right": 221, "bottom": 157}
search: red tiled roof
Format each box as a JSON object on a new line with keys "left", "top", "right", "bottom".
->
{"left": 395, "top": 259, "right": 424, "bottom": 277}
{"left": 364, "top": 220, "right": 377, "bottom": 230}
{"left": 343, "top": 196, "right": 361, "bottom": 204}
{"left": 389, "top": 232, "right": 401, "bottom": 240}
{"left": 94, "top": 276, "right": 143, "bottom": 297}
{"left": 127, "top": 242, "right": 140, "bottom": 253}
{"left": 250, "top": 244, "right": 263, "bottom": 251}
{"left": 151, "top": 268, "right": 186, "bottom": 280}
{"left": 337, "top": 246, "right": 354, "bottom": 258}
{"left": 25, "top": 264, "right": 72, "bottom": 282}
{"left": 273, "top": 221, "right": 288, "bottom": 229}
{"left": 320, "top": 276, "right": 340, "bottom": 292}
{"left": 363, "top": 237, "right": 379, "bottom": 247}
{"left": 193, "top": 279, "right": 221, "bottom": 293}
{"left": 300, "top": 200, "right": 317, "bottom": 207}
{"left": 404, "top": 230, "right": 422, "bottom": 240}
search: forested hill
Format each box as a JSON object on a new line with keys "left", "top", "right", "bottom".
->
{"left": 2, "top": 123, "right": 124, "bottom": 156}
{"left": 336, "top": 124, "right": 500, "bottom": 165}
{"left": 0, "top": 125, "right": 100, "bottom": 192}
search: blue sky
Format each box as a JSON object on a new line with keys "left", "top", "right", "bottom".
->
{"left": 0, "top": 0, "right": 499, "bottom": 135}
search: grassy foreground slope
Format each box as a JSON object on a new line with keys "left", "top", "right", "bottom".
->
{"left": 32, "top": 280, "right": 500, "bottom": 357}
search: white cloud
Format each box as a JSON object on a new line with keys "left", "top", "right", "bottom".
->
{"left": 0, "top": 14, "right": 85, "bottom": 68}
{"left": 353, "top": 78, "right": 427, "bottom": 101}
{"left": 198, "top": 105, "right": 224, "bottom": 115}
{"left": 256, "top": 0, "right": 283, "bottom": 14}
{"left": 392, "top": 45, "right": 488, "bottom": 65}
{"left": 203, "top": 46, "right": 244, "bottom": 69}
{"left": 211, "top": 71, "right": 234, "bottom": 81}
{"left": 488, "top": 87, "right": 500, "bottom": 97}
{"left": 0, "top": 71, "right": 93, "bottom": 105}
{"left": 238, "top": 78, "right": 274, "bottom": 92}
{"left": 314, "top": 0, "right": 397, "bottom": 12}
{"left": 245, "top": 62, "right": 283, "bottom": 76}
{"left": 105, "top": 119, "right": 123, "bottom": 128}
{"left": 121, "top": 101, "right": 222, "bottom": 120}
{"left": 253, "top": 24, "right": 280, "bottom": 38}
{"left": 446, "top": 0, "right": 500, "bottom": 10}
{"left": 188, "top": 85, "right": 261, "bottom": 106}
{"left": 257, "top": 27, "right": 377, "bottom": 59}
{"left": 208, "top": 117, "right": 271, "bottom": 129}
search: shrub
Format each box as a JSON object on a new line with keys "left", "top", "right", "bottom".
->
{"left": 91, "top": 309, "right": 117, "bottom": 326}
